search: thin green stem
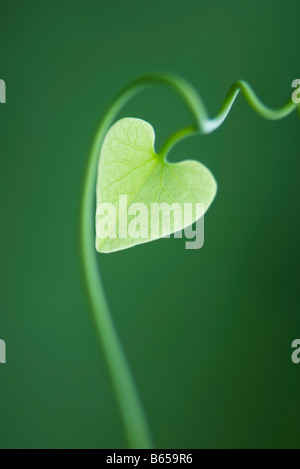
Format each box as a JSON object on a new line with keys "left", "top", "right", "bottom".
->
{"left": 159, "top": 80, "right": 299, "bottom": 158}
{"left": 80, "top": 72, "right": 299, "bottom": 448}
{"left": 159, "top": 125, "right": 197, "bottom": 160}
{"left": 79, "top": 73, "right": 209, "bottom": 449}
{"left": 203, "top": 80, "right": 298, "bottom": 133}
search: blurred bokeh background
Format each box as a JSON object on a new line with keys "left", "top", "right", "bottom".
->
{"left": 0, "top": 0, "right": 299, "bottom": 449}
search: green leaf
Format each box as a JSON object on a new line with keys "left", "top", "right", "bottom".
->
{"left": 96, "top": 118, "right": 217, "bottom": 253}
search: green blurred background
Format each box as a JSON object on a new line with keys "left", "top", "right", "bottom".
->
{"left": 0, "top": 0, "right": 299, "bottom": 449}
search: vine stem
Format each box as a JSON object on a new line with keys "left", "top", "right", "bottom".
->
{"left": 160, "top": 80, "right": 299, "bottom": 158}
{"left": 80, "top": 72, "right": 299, "bottom": 448}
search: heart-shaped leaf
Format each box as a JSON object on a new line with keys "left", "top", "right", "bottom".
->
{"left": 96, "top": 118, "right": 217, "bottom": 253}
